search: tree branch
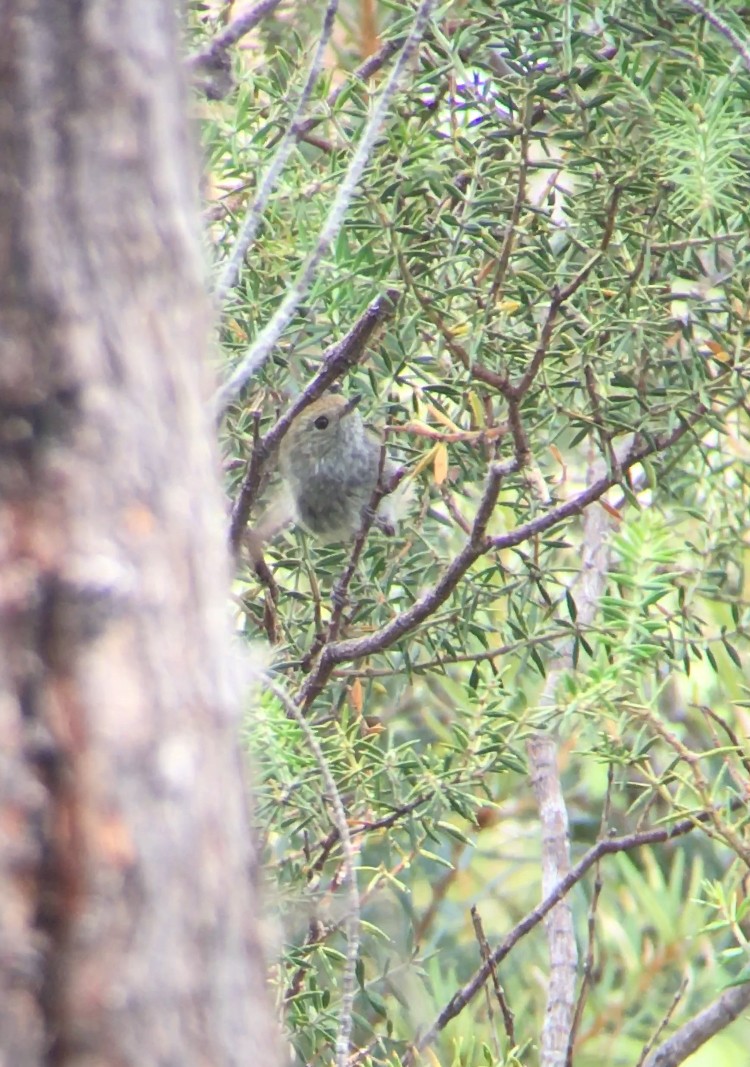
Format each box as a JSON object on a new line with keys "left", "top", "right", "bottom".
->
{"left": 266, "top": 680, "right": 360, "bottom": 1067}
{"left": 295, "top": 36, "right": 406, "bottom": 138}
{"left": 642, "top": 981, "right": 750, "bottom": 1067}
{"left": 677, "top": 0, "right": 750, "bottom": 71}
{"left": 297, "top": 457, "right": 517, "bottom": 711}
{"left": 213, "top": 0, "right": 341, "bottom": 305}
{"left": 405, "top": 800, "right": 747, "bottom": 1062}
{"left": 294, "top": 405, "right": 707, "bottom": 713}
{"left": 213, "top": 0, "right": 439, "bottom": 411}
{"left": 186, "top": 0, "right": 285, "bottom": 99}
{"left": 228, "top": 287, "right": 400, "bottom": 551}
{"left": 529, "top": 442, "right": 621, "bottom": 1067}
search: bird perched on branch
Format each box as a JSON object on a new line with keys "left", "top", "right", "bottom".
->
{"left": 279, "top": 392, "right": 400, "bottom": 542}
{"left": 248, "top": 392, "right": 404, "bottom": 555}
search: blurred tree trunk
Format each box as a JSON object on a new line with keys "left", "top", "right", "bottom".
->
{"left": 0, "top": 3, "right": 278, "bottom": 1065}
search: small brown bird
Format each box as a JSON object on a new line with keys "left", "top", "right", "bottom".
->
{"left": 248, "top": 393, "right": 402, "bottom": 552}
{"left": 278, "top": 393, "right": 399, "bottom": 542}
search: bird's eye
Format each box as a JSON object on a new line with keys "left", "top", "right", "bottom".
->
{"left": 314, "top": 415, "right": 329, "bottom": 430}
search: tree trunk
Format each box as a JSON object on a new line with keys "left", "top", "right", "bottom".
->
{"left": 0, "top": 3, "right": 278, "bottom": 1064}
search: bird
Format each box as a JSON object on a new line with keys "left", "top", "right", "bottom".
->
{"left": 277, "top": 392, "right": 399, "bottom": 543}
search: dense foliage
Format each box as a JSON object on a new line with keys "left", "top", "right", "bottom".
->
{"left": 191, "top": 1, "right": 750, "bottom": 1064}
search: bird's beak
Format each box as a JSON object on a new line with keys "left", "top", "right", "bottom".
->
{"left": 341, "top": 394, "right": 362, "bottom": 417}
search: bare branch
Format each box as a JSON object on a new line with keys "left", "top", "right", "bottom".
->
{"left": 471, "top": 905, "right": 515, "bottom": 1050}
{"left": 406, "top": 801, "right": 746, "bottom": 1062}
{"left": 637, "top": 979, "right": 689, "bottom": 1067}
{"left": 566, "top": 766, "right": 614, "bottom": 1065}
{"left": 213, "top": 0, "right": 439, "bottom": 411}
{"left": 527, "top": 731, "right": 578, "bottom": 1067}
{"left": 677, "top": 0, "right": 750, "bottom": 71}
{"left": 266, "top": 680, "right": 360, "bottom": 1067}
{"left": 213, "top": 0, "right": 341, "bottom": 305}
{"left": 529, "top": 436, "right": 619, "bottom": 1067}
{"left": 642, "top": 981, "right": 750, "bottom": 1067}
{"left": 186, "top": 0, "right": 285, "bottom": 99}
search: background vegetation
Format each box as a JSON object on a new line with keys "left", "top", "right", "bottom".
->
{"left": 190, "top": 1, "right": 750, "bottom": 1063}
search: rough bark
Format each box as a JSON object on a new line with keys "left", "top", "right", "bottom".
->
{"left": 0, "top": 3, "right": 278, "bottom": 1065}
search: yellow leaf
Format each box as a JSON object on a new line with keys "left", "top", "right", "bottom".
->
{"left": 402, "top": 419, "right": 435, "bottom": 436}
{"left": 497, "top": 298, "right": 521, "bottom": 313}
{"left": 227, "top": 319, "right": 248, "bottom": 342}
{"left": 349, "top": 678, "right": 363, "bottom": 714}
{"left": 427, "top": 404, "right": 461, "bottom": 432}
{"left": 467, "top": 390, "right": 485, "bottom": 428}
{"left": 705, "top": 339, "right": 731, "bottom": 362}
{"left": 433, "top": 442, "right": 449, "bottom": 485}
{"left": 448, "top": 318, "right": 471, "bottom": 337}
{"left": 411, "top": 444, "right": 439, "bottom": 479}
{"left": 549, "top": 443, "right": 567, "bottom": 483}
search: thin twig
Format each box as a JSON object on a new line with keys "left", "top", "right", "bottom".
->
{"left": 329, "top": 627, "right": 575, "bottom": 676}
{"left": 267, "top": 680, "right": 360, "bottom": 1067}
{"left": 213, "top": 0, "right": 438, "bottom": 411}
{"left": 187, "top": 0, "right": 284, "bottom": 75}
{"left": 641, "top": 980, "right": 750, "bottom": 1067}
{"left": 509, "top": 185, "right": 621, "bottom": 401}
{"left": 472, "top": 186, "right": 622, "bottom": 497}
{"left": 584, "top": 364, "right": 620, "bottom": 478}
{"left": 214, "top": 0, "right": 341, "bottom": 305}
{"left": 392, "top": 238, "right": 473, "bottom": 369}
{"left": 404, "top": 800, "right": 746, "bottom": 1063}
{"left": 413, "top": 855, "right": 462, "bottom": 945}
{"left": 625, "top": 702, "right": 750, "bottom": 866}
{"left": 284, "top": 918, "right": 326, "bottom": 1003}
{"left": 471, "top": 905, "right": 515, "bottom": 1049}
{"left": 295, "top": 37, "right": 406, "bottom": 138}
{"left": 438, "top": 485, "right": 472, "bottom": 535}
{"left": 310, "top": 793, "right": 430, "bottom": 875}
{"left": 624, "top": 185, "right": 669, "bottom": 292}
{"left": 485, "top": 92, "right": 533, "bottom": 309}
{"left": 677, "top": 0, "right": 750, "bottom": 71}
{"left": 636, "top": 978, "right": 689, "bottom": 1067}
{"left": 699, "top": 705, "right": 750, "bottom": 783}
